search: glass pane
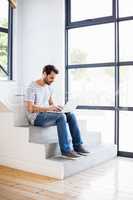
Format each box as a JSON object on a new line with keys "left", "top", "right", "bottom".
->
{"left": 0, "top": 0, "right": 8, "bottom": 28}
{"left": 119, "top": 0, "right": 133, "bottom": 17}
{"left": 68, "top": 67, "right": 115, "bottom": 106}
{"left": 120, "top": 111, "right": 133, "bottom": 152}
{"left": 71, "top": 0, "right": 112, "bottom": 22}
{"left": 119, "top": 21, "right": 133, "bottom": 61}
{"left": 120, "top": 66, "right": 133, "bottom": 107}
{"left": 0, "top": 32, "right": 8, "bottom": 72}
{"left": 75, "top": 110, "right": 114, "bottom": 144}
{"left": 0, "top": 68, "right": 8, "bottom": 80}
{"left": 68, "top": 23, "right": 114, "bottom": 64}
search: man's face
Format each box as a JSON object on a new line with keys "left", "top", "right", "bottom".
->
{"left": 43, "top": 71, "right": 57, "bottom": 85}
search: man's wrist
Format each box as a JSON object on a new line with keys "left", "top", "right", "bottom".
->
{"left": 42, "top": 107, "right": 49, "bottom": 112}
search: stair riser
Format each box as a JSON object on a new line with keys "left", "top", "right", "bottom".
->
{"left": 45, "top": 131, "right": 101, "bottom": 158}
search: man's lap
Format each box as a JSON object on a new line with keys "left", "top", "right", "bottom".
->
{"left": 34, "top": 112, "right": 66, "bottom": 127}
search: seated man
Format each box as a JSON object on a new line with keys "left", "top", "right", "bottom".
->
{"left": 24, "top": 65, "right": 89, "bottom": 159}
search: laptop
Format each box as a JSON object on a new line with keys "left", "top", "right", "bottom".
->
{"left": 48, "top": 101, "right": 77, "bottom": 113}
{"left": 61, "top": 101, "right": 77, "bottom": 113}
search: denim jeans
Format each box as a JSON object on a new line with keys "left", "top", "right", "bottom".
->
{"left": 34, "top": 112, "right": 83, "bottom": 153}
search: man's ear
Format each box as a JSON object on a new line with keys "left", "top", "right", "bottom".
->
{"left": 42, "top": 72, "right": 47, "bottom": 79}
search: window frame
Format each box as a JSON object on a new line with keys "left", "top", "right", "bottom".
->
{"left": 65, "top": 0, "right": 133, "bottom": 158}
{"left": 66, "top": 0, "right": 116, "bottom": 28}
{"left": 0, "top": 3, "right": 13, "bottom": 80}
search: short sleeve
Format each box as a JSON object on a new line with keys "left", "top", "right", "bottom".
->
{"left": 24, "top": 84, "right": 35, "bottom": 102}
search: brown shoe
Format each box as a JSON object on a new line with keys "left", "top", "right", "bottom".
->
{"left": 62, "top": 150, "right": 81, "bottom": 160}
{"left": 74, "top": 145, "right": 90, "bottom": 156}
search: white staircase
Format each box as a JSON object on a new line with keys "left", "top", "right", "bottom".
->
{"left": 0, "top": 112, "right": 117, "bottom": 179}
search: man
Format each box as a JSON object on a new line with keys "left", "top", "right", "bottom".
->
{"left": 24, "top": 65, "right": 89, "bottom": 159}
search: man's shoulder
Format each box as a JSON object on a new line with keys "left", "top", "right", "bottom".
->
{"left": 26, "top": 81, "right": 36, "bottom": 90}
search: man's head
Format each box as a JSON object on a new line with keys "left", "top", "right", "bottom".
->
{"left": 42, "top": 65, "right": 59, "bottom": 85}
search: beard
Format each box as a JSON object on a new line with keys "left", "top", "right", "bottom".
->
{"left": 43, "top": 77, "right": 51, "bottom": 85}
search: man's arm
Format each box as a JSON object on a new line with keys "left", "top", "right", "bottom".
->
{"left": 48, "top": 96, "right": 63, "bottom": 110}
{"left": 49, "top": 95, "right": 54, "bottom": 106}
{"left": 24, "top": 101, "right": 61, "bottom": 113}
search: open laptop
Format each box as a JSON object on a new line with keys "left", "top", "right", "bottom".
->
{"left": 48, "top": 101, "right": 77, "bottom": 113}
{"left": 61, "top": 101, "right": 77, "bottom": 113}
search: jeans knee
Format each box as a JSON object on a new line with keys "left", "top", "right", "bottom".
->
{"left": 70, "top": 112, "right": 75, "bottom": 117}
{"left": 57, "top": 113, "right": 67, "bottom": 122}
{"left": 66, "top": 112, "right": 75, "bottom": 120}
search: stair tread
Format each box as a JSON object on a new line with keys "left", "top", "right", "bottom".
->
{"left": 48, "top": 144, "right": 117, "bottom": 163}
{"left": 46, "top": 143, "right": 117, "bottom": 178}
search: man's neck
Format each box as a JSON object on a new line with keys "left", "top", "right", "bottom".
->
{"left": 36, "top": 79, "right": 46, "bottom": 86}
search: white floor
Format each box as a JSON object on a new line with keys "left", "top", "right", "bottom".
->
{"left": 43, "top": 157, "right": 133, "bottom": 200}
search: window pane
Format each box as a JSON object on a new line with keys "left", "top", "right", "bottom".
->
{"left": 76, "top": 110, "right": 114, "bottom": 144}
{"left": 0, "top": 0, "right": 8, "bottom": 28}
{"left": 71, "top": 0, "right": 112, "bottom": 22}
{"left": 119, "top": 21, "right": 133, "bottom": 62}
{"left": 0, "top": 68, "right": 8, "bottom": 80}
{"left": 119, "top": 0, "right": 133, "bottom": 17}
{"left": 120, "top": 66, "right": 133, "bottom": 107}
{"left": 0, "top": 32, "right": 8, "bottom": 72}
{"left": 120, "top": 111, "right": 133, "bottom": 152}
{"left": 68, "top": 67, "right": 115, "bottom": 106}
{"left": 68, "top": 24, "right": 114, "bottom": 65}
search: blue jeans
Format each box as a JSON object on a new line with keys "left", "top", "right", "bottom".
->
{"left": 34, "top": 112, "right": 83, "bottom": 153}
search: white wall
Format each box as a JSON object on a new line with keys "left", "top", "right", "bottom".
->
{"left": 15, "top": 0, "right": 65, "bottom": 104}
{"left": 0, "top": 0, "right": 65, "bottom": 109}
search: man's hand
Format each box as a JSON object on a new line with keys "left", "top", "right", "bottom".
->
{"left": 57, "top": 105, "right": 63, "bottom": 110}
{"left": 47, "top": 105, "right": 62, "bottom": 112}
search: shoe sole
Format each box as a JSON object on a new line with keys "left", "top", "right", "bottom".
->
{"left": 77, "top": 152, "right": 90, "bottom": 156}
{"left": 61, "top": 155, "right": 80, "bottom": 160}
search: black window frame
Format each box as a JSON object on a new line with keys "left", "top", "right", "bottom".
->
{"left": 66, "top": 0, "right": 116, "bottom": 28}
{"left": 65, "top": 0, "right": 133, "bottom": 158}
{"left": 0, "top": 3, "right": 13, "bottom": 80}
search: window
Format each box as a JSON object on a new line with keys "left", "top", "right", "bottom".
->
{"left": 68, "top": 24, "right": 114, "bottom": 64}
{"left": 119, "top": 0, "right": 133, "bottom": 18}
{"left": 0, "top": 0, "right": 13, "bottom": 80}
{"left": 119, "top": 111, "right": 133, "bottom": 152}
{"left": 71, "top": 0, "right": 113, "bottom": 22}
{"left": 119, "top": 21, "right": 133, "bottom": 62}
{"left": 66, "top": 0, "right": 133, "bottom": 158}
{"left": 0, "top": 0, "right": 8, "bottom": 28}
{"left": 120, "top": 66, "right": 133, "bottom": 107}
{"left": 76, "top": 110, "right": 114, "bottom": 144}
{"left": 68, "top": 67, "right": 115, "bottom": 106}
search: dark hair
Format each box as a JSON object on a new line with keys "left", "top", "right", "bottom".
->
{"left": 42, "top": 65, "right": 59, "bottom": 75}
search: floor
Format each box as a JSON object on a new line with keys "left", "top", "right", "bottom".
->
{"left": 0, "top": 157, "right": 133, "bottom": 200}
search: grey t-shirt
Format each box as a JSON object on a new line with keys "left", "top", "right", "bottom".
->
{"left": 24, "top": 81, "right": 53, "bottom": 125}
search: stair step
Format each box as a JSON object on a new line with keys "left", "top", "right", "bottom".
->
{"left": 48, "top": 144, "right": 117, "bottom": 179}
{"left": 0, "top": 112, "right": 117, "bottom": 179}
{"left": 29, "top": 126, "right": 58, "bottom": 144}
{"left": 29, "top": 125, "right": 101, "bottom": 158}
{"left": 29, "top": 118, "right": 88, "bottom": 145}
